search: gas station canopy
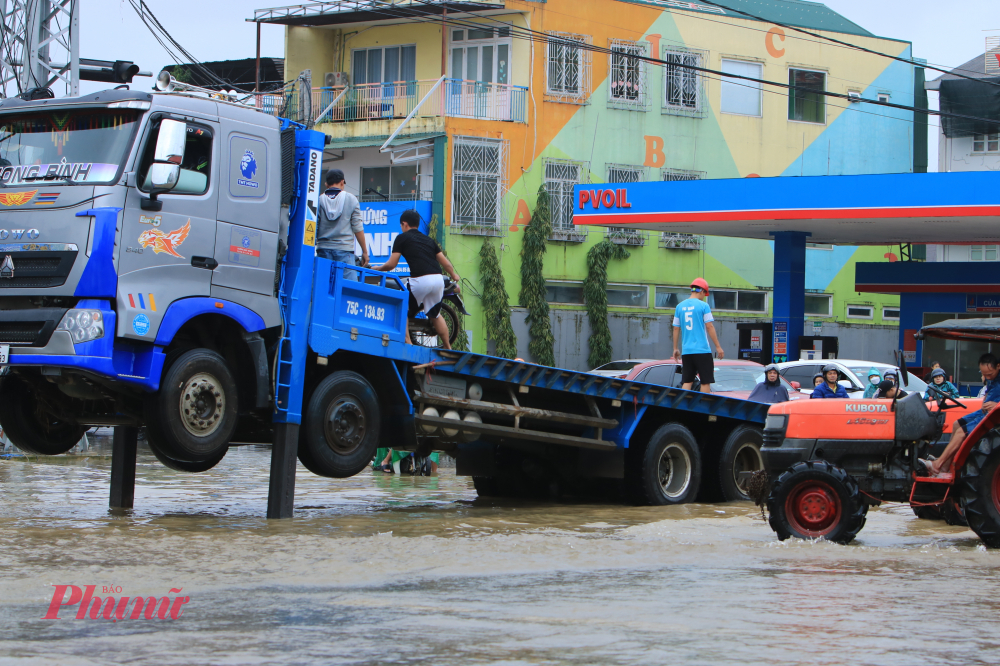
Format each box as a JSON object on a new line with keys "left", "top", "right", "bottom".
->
{"left": 572, "top": 171, "right": 1000, "bottom": 245}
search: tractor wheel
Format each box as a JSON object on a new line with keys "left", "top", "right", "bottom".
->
{"left": 144, "top": 349, "right": 238, "bottom": 462}
{"left": 299, "top": 371, "right": 381, "bottom": 478}
{"left": 0, "top": 375, "right": 86, "bottom": 455}
{"left": 767, "top": 460, "right": 868, "bottom": 544}
{"left": 147, "top": 437, "right": 227, "bottom": 473}
{"left": 719, "top": 425, "right": 765, "bottom": 502}
{"left": 957, "top": 432, "right": 1000, "bottom": 547}
{"left": 473, "top": 476, "right": 503, "bottom": 497}
{"left": 628, "top": 423, "right": 702, "bottom": 505}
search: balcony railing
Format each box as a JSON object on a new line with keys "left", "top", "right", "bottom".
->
{"left": 606, "top": 227, "right": 649, "bottom": 246}
{"left": 255, "top": 79, "right": 528, "bottom": 126}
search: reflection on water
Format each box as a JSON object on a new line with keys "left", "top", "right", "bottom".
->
{"left": 2, "top": 433, "right": 1000, "bottom": 665}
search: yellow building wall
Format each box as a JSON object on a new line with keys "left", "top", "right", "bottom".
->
{"left": 284, "top": 26, "right": 337, "bottom": 84}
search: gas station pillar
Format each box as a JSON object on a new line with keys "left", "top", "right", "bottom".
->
{"left": 770, "top": 231, "right": 808, "bottom": 364}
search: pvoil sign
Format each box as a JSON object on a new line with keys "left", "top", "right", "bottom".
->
{"left": 967, "top": 294, "right": 1000, "bottom": 313}
{"left": 354, "top": 201, "right": 432, "bottom": 276}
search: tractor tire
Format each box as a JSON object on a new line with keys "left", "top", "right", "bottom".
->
{"left": 144, "top": 349, "right": 238, "bottom": 462}
{"left": 767, "top": 460, "right": 868, "bottom": 544}
{"left": 719, "top": 425, "right": 765, "bottom": 502}
{"left": 299, "top": 371, "right": 381, "bottom": 478}
{"left": 628, "top": 423, "right": 702, "bottom": 505}
{"left": 957, "top": 432, "right": 1000, "bottom": 547}
{"left": 911, "top": 499, "right": 966, "bottom": 525}
{"left": 0, "top": 375, "right": 86, "bottom": 455}
{"left": 147, "top": 437, "right": 227, "bottom": 473}
{"left": 472, "top": 476, "right": 503, "bottom": 497}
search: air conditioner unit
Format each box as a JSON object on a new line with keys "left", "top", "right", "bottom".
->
{"left": 325, "top": 72, "right": 350, "bottom": 87}
{"left": 847, "top": 91, "right": 861, "bottom": 103}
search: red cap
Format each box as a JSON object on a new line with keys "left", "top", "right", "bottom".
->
{"left": 690, "top": 277, "right": 710, "bottom": 294}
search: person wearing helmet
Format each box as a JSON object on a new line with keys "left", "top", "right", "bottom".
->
{"left": 811, "top": 364, "right": 849, "bottom": 399}
{"left": 810, "top": 372, "right": 824, "bottom": 396}
{"left": 924, "top": 367, "right": 959, "bottom": 400}
{"left": 882, "top": 368, "right": 898, "bottom": 385}
{"left": 863, "top": 367, "right": 882, "bottom": 399}
{"left": 748, "top": 364, "right": 789, "bottom": 403}
{"left": 672, "top": 277, "right": 724, "bottom": 393}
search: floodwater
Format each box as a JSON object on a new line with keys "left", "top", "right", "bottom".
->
{"left": 2, "top": 434, "right": 999, "bottom": 665}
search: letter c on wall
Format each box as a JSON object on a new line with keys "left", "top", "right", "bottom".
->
{"left": 766, "top": 26, "right": 785, "bottom": 58}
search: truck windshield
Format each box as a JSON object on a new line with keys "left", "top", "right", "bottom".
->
{"left": 0, "top": 108, "right": 142, "bottom": 185}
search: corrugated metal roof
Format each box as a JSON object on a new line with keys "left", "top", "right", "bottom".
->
{"left": 618, "top": 0, "right": 875, "bottom": 38}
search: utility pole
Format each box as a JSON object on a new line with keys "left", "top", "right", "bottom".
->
{"left": 0, "top": 0, "right": 80, "bottom": 98}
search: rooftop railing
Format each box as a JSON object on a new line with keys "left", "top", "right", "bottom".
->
{"left": 253, "top": 79, "right": 527, "bottom": 126}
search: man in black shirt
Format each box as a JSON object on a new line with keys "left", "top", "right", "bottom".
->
{"left": 373, "top": 210, "right": 461, "bottom": 349}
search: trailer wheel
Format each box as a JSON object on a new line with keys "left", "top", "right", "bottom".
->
{"left": 147, "top": 438, "right": 227, "bottom": 473}
{"left": 719, "top": 425, "right": 765, "bottom": 502}
{"left": 144, "top": 349, "right": 238, "bottom": 462}
{"left": 767, "top": 460, "right": 867, "bottom": 544}
{"left": 957, "top": 432, "right": 1000, "bottom": 547}
{"left": 0, "top": 376, "right": 86, "bottom": 455}
{"left": 299, "top": 371, "right": 381, "bottom": 478}
{"left": 630, "top": 423, "right": 702, "bottom": 505}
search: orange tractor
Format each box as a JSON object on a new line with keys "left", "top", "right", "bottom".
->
{"left": 761, "top": 318, "right": 1000, "bottom": 545}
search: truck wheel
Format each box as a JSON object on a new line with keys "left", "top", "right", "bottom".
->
{"left": 957, "top": 432, "right": 1000, "bottom": 547}
{"left": 767, "top": 460, "right": 868, "bottom": 544}
{"left": 632, "top": 423, "right": 702, "bottom": 505}
{"left": 0, "top": 376, "right": 86, "bottom": 455}
{"left": 720, "top": 425, "right": 765, "bottom": 502}
{"left": 299, "top": 371, "right": 381, "bottom": 478}
{"left": 144, "top": 349, "right": 238, "bottom": 462}
{"left": 147, "top": 438, "right": 227, "bottom": 473}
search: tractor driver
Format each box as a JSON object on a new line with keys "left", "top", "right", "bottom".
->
{"left": 373, "top": 210, "right": 461, "bottom": 350}
{"left": 811, "top": 364, "right": 849, "bottom": 399}
{"left": 921, "top": 353, "right": 1000, "bottom": 477}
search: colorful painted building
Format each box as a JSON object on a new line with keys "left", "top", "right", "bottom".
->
{"left": 252, "top": 0, "right": 925, "bottom": 367}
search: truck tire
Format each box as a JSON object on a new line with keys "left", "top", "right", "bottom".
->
{"left": 147, "top": 438, "right": 227, "bottom": 473}
{"left": 0, "top": 376, "right": 86, "bottom": 455}
{"left": 767, "top": 460, "right": 868, "bottom": 544}
{"left": 299, "top": 371, "right": 381, "bottom": 478}
{"left": 630, "top": 423, "right": 702, "bottom": 505}
{"left": 719, "top": 425, "right": 765, "bottom": 502}
{"left": 144, "top": 349, "right": 238, "bottom": 462}
{"left": 957, "top": 432, "right": 1000, "bottom": 547}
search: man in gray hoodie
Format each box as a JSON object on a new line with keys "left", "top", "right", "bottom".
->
{"left": 317, "top": 168, "right": 368, "bottom": 280}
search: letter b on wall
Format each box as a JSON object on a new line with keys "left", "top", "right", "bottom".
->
{"left": 644, "top": 136, "right": 665, "bottom": 168}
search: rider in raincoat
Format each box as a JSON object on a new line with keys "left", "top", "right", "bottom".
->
{"left": 863, "top": 367, "right": 882, "bottom": 399}
{"left": 924, "top": 367, "right": 960, "bottom": 400}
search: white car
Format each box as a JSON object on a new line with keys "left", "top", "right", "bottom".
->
{"left": 775, "top": 359, "right": 929, "bottom": 399}
{"left": 589, "top": 359, "right": 658, "bottom": 378}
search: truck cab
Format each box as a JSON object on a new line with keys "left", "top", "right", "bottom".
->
{"left": 0, "top": 88, "right": 286, "bottom": 467}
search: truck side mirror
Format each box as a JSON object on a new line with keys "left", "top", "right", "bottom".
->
{"left": 141, "top": 119, "right": 187, "bottom": 211}
{"left": 790, "top": 381, "right": 801, "bottom": 389}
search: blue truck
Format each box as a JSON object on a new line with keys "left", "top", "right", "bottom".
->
{"left": 0, "top": 81, "right": 770, "bottom": 516}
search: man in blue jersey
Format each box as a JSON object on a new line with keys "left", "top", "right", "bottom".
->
{"left": 672, "top": 278, "right": 724, "bottom": 393}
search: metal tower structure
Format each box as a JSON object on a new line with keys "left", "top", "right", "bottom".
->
{"left": 0, "top": 0, "right": 79, "bottom": 98}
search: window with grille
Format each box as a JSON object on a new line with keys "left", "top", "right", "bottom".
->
{"left": 609, "top": 40, "right": 647, "bottom": 109}
{"left": 544, "top": 160, "right": 584, "bottom": 230}
{"left": 452, "top": 136, "right": 507, "bottom": 230}
{"left": 607, "top": 164, "right": 643, "bottom": 183}
{"left": 663, "top": 50, "right": 702, "bottom": 114}
{"left": 661, "top": 168, "right": 704, "bottom": 181}
{"left": 546, "top": 32, "right": 590, "bottom": 102}
{"left": 973, "top": 134, "right": 1000, "bottom": 153}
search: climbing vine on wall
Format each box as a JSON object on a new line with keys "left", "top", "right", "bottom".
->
{"left": 479, "top": 239, "right": 518, "bottom": 359}
{"left": 585, "top": 240, "right": 631, "bottom": 368}
{"left": 427, "top": 213, "right": 443, "bottom": 251}
{"left": 519, "top": 185, "right": 555, "bottom": 366}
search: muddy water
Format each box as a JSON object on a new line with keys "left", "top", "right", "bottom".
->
{"left": 2, "top": 434, "right": 1000, "bottom": 665}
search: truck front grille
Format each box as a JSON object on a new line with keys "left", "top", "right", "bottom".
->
{"left": 0, "top": 307, "right": 67, "bottom": 346}
{"left": 0, "top": 251, "right": 76, "bottom": 289}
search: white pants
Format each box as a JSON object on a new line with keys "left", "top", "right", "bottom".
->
{"left": 406, "top": 274, "right": 445, "bottom": 316}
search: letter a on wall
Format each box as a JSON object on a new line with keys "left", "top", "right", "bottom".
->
{"left": 510, "top": 198, "right": 531, "bottom": 232}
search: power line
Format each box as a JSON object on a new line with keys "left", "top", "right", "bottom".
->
{"left": 350, "top": 0, "right": 1000, "bottom": 129}
{"left": 695, "top": 0, "right": 1000, "bottom": 89}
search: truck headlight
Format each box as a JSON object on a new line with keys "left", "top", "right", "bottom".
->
{"left": 57, "top": 309, "right": 105, "bottom": 343}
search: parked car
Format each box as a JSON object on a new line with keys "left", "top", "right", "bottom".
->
{"left": 775, "top": 359, "right": 929, "bottom": 398}
{"left": 623, "top": 359, "right": 803, "bottom": 400}
{"left": 589, "top": 359, "right": 658, "bottom": 378}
